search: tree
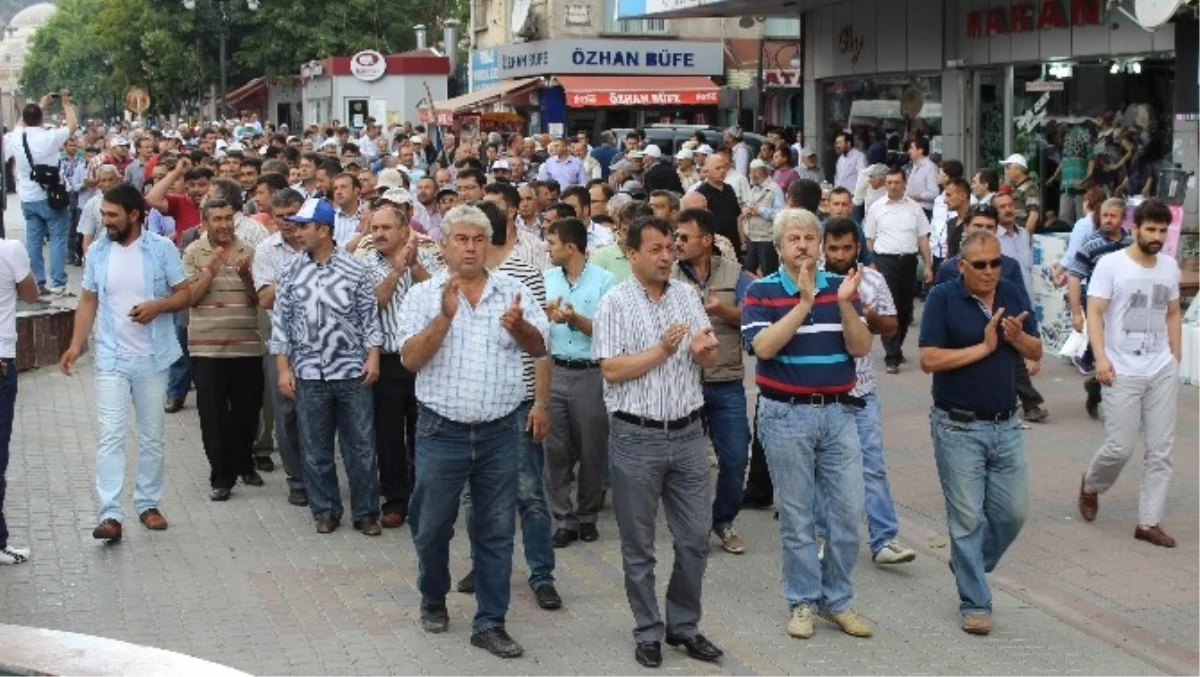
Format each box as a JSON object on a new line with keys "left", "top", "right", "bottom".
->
{"left": 18, "top": 0, "right": 116, "bottom": 118}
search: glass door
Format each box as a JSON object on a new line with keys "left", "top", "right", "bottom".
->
{"left": 973, "top": 68, "right": 1007, "bottom": 174}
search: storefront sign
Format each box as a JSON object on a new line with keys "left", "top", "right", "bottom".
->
{"left": 838, "top": 26, "right": 864, "bottom": 65}
{"left": 470, "top": 49, "right": 500, "bottom": 91}
{"left": 968, "top": 0, "right": 1104, "bottom": 38}
{"left": 566, "top": 88, "right": 720, "bottom": 107}
{"left": 418, "top": 108, "right": 455, "bottom": 126}
{"left": 763, "top": 70, "right": 803, "bottom": 88}
{"left": 493, "top": 38, "right": 723, "bottom": 78}
{"left": 350, "top": 50, "right": 387, "bottom": 81}
{"left": 1025, "top": 80, "right": 1065, "bottom": 91}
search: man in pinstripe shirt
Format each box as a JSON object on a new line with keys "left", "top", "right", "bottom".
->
{"left": 592, "top": 216, "right": 723, "bottom": 668}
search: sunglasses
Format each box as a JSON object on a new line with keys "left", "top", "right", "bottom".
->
{"left": 967, "top": 258, "right": 1004, "bottom": 271}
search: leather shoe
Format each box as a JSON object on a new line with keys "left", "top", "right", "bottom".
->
{"left": 665, "top": 633, "right": 723, "bottom": 662}
{"left": 534, "top": 583, "right": 562, "bottom": 610}
{"left": 209, "top": 487, "right": 232, "bottom": 501}
{"left": 470, "top": 627, "right": 523, "bottom": 658}
{"left": 457, "top": 569, "right": 475, "bottom": 594}
{"left": 579, "top": 523, "right": 598, "bottom": 542}
{"left": 420, "top": 603, "right": 449, "bottom": 633}
{"left": 241, "top": 471, "right": 264, "bottom": 487}
{"left": 1134, "top": 524, "right": 1176, "bottom": 548}
{"left": 315, "top": 514, "right": 340, "bottom": 534}
{"left": 254, "top": 456, "right": 275, "bottom": 472}
{"left": 164, "top": 398, "right": 184, "bottom": 413}
{"left": 1078, "top": 475, "right": 1098, "bottom": 522}
{"left": 92, "top": 518, "right": 122, "bottom": 542}
{"left": 552, "top": 528, "right": 579, "bottom": 548}
{"left": 1084, "top": 377, "right": 1102, "bottom": 419}
{"left": 354, "top": 516, "right": 382, "bottom": 536}
{"left": 381, "top": 511, "right": 406, "bottom": 528}
{"left": 634, "top": 641, "right": 662, "bottom": 668}
{"left": 287, "top": 487, "right": 308, "bottom": 507}
{"left": 138, "top": 508, "right": 168, "bottom": 531}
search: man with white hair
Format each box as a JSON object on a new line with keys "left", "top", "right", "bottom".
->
{"left": 725, "top": 127, "right": 750, "bottom": 176}
{"left": 676, "top": 148, "right": 700, "bottom": 189}
{"left": 78, "top": 165, "right": 123, "bottom": 256}
{"left": 853, "top": 164, "right": 889, "bottom": 223}
{"left": 743, "top": 159, "right": 785, "bottom": 276}
{"left": 642, "top": 145, "right": 683, "bottom": 194}
{"left": 398, "top": 204, "right": 549, "bottom": 659}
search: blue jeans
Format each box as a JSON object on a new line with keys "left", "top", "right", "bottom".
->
{"left": 94, "top": 355, "right": 169, "bottom": 521}
{"left": 930, "top": 408, "right": 1028, "bottom": 616}
{"left": 294, "top": 378, "right": 379, "bottom": 522}
{"left": 21, "top": 199, "right": 69, "bottom": 288}
{"left": 166, "top": 318, "right": 192, "bottom": 401}
{"left": 0, "top": 359, "right": 17, "bottom": 549}
{"left": 758, "top": 399, "right": 863, "bottom": 613}
{"left": 464, "top": 400, "right": 555, "bottom": 590}
{"left": 814, "top": 392, "right": 900, "bottom": 555}
{"left": 702, "top": 380, "right": 749, "bottom": 529}
{"left": 410, "top": 405, "right": 519, "bottom": 632}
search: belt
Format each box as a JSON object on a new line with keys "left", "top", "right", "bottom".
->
{"left": 613, "top": 409, "right": 702, "bottom": 431}
{"left": 760, "top": 389, "right": 866, "bottom": 408}
{"left": 553, "top": 357, "right": 599, "bottom": 370}
{"left": 874, "top": 252, "right": 918, "bottom": 258}
{"left": 935, "top": 404, "right": 1015, "bottom": 423}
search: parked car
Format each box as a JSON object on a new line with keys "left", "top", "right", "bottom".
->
{"left": 611, "top": 125, "right": 765, "bottom": 160}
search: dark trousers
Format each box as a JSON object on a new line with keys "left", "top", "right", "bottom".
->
{"left": 875, "top": 253, "right": 918, "bottom": 367}
{"left": 375, "top": 355, "right": 418, "bottom": 514}
{"left": 743, "top": 395, "right": 775, "bottom": 504}
{"left": 0, "top": 359, "right": 17, "bottom": 549}
{"left": 193, "top": 356, "right": 264, "bottom": 489}
{"left": 167, "top": 319, "right": 192, "bottom": 401}
{"left": 745, "top": 241, "right": 779, "bottom": 277}
{"left": 1016, "top": 358, "right": 1045, "bottom": 411}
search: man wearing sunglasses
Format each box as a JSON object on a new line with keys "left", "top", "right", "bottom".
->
{"left": 919, "top": 229, "right": 1042, "bottom": 637}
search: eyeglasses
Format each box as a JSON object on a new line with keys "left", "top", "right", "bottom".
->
{"left": 967, "top": 258, "right": 1004, "bottom": 271}
{"left": 674, "top": 233, "right": 690, "bottom": 242}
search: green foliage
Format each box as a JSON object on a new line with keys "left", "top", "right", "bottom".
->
{"left": 19, "top": 0, "right": 470, "bottom": 116}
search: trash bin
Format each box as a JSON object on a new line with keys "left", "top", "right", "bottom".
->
{"left": 1156, "top": 167, "right": 1192, "bottom": 206}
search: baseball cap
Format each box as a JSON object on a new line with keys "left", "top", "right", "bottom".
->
{"left": 643, "top": 144, "right": 662, "bottom": 159}
{"left": 801, "top": 146, "right": 818, "bottom": 157}
{"left": 110, "top": 136, "right": 130, "bottom": 148}
{"left": 319, "top": 137, "right": 339, "bottom": 149}
{"left": 286, "top": 198, "right": 336, "bottom": 225}
{"left": 377, "top": 187, "right": 414, "bottom": 206}
{"left": 749, "top": 159, "right": 769, "bottom": 171}
{"left": 226, "top": 142, "right": 245, "bottom": 153}
{"left": 377, "top": 168, "right": 407, "bottom": 190}
{"left": 619, "top": 180, "right": 646, "bottom": 199}
{"left": 492, "top": 159, "right": 511, "bottom": 171}
{"left": 866, "top": 163, "right": 889, "bottom": 178}
{"left": 674, "top": 148, "right": 692, "bottom": 162}
{"left": 694, "top": 144, "right": 713, "bottom": 156}
{"left": 1000, "top": 153, "right": 1028, "bottom": 169}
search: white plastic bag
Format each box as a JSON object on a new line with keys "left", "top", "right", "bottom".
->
{"left": 1058, "top": 328, "right": 1088, "bottom": 359}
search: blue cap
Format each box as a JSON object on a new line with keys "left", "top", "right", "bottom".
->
{"left": 286, "top": 198, "right": 336, "bottom": 225}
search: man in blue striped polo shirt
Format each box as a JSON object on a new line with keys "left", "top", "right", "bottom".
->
{"left": 742, "top": 207, "right": 874, "bottom": 641}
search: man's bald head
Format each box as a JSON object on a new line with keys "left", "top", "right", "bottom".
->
{"left": 680, "top": 191, "right": 707, "bottom": 211}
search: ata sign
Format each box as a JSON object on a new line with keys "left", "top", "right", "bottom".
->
{"left": 967, "top": 0, "right": 1103, "bottom": 38}
{"left": 350, "top": 50, "right": 387, "bottom": 81}
{"left": 762, "top": 70, "right": 802, "bottom": 88}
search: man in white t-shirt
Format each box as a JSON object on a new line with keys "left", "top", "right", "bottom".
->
{"left": 0, "top": 240, "right": 39, "bottom": 565}
{"left": 1078, "top": 199, "right": 1182, "bottom": 549}
{"left": 2, "top": 91, "right": 77, "bottom": 296}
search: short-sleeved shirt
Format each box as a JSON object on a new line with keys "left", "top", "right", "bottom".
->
{"left": 182, "top": 234, "right": 262, "bottom": 358}
{"left": 851, "top": 266, "right": 895, "bottom": 397}
{"left": 0, "top": 240, "right": 32, "bottom": 358}
{"left": 1011, "top": 178, "right": 1041, "bottom": 223}
{"left": 1088, "top": 249, "right": 1180, "bottom": 377}
{"left": 591, "top": 243, "right": 632, "bottom": 282}
{"left": 164, "top": 195, "right": 202, "bottom": 243}
{"left": 1066, "top": 230, "right": 1132, "bottom": 285}
{"left": 863, "top": 196, "right": 931, "bottom": 255}
{"left": 496, "top": 253, "right": 548, "bottom": 401}
{"left": 919, "top": 278, "right": 1037, "bottom": 417}
{"left": 741, "top": 268, "right": 862, "bottom": 397}
{"left": 592, "top": 278, "right": 710, "bottom": 420}
{"left": 543, "top": 262, "right": 615, "bottom": 361}
{"left": 4, "top": 126, "right": 70, "bottom": 203}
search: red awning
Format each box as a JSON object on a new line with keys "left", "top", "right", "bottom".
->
{"left": 555, "top": 75, "right": 720, "bottom": 108}
{"left": 225, "top": 78, "right": 266, "bottom": 105}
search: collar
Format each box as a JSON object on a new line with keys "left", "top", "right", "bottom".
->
{"left": 304, "top": 244, "right": 344, "bottom": 266}
{"left": 779, "top": 266, "right": 829, "bottom": 297}
{"left": 678, "top": 255, "right": 721, "bottom": 287}
{"left": 631, "top": 275, "right": 677, "bottom": 301}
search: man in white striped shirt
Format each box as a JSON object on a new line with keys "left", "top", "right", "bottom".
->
{"left": 592, "top": 215, "right": 723, "bottom": 668}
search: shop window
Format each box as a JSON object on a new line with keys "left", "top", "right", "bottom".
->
{"left": 604, "top": 0, "right": 667, "bottom": 34}
{"left": 763, "top": 17, "right": 800, "bottom": 39}
{"left": 822, "top": 74, "right": 943, "bottom": 171}
{"left": 1009, "top": 56, "right": 1176, "bottom": 228}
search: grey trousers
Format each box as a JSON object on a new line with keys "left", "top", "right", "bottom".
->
{"left": 254, "top": 310, "right": 275, "bottom": 455}
{"left": 264, "top": 356, "right": 304, "bottom": 491}
{"left": 1084, "top": 360, "right": 1178, "bottom": 526}
{"left": 544, "top": 365, "right": 609, "bottom": 529}
{"left": 610, "top": 416, "right": 711, "bottom": 643}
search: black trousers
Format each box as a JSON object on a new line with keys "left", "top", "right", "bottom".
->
{"left": 374, "top": 354, "right": 418, "bottom": 513}
{"left": 875, "top": 253, "right": 918, "bottom": 367}
{"left": 1016, "top": 358, "right": 1045, "bottom": 411}
{"left": 193, "top": 356, "right": 264, "bottom": 489}
{"left": 742, "top": 395, "right": 774, "bottom": 504}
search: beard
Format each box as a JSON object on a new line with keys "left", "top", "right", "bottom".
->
{"left": 106, "top": 224, "right": 134, "bottom": 243}
{"left": 824, "top": 258, "right": 853, "bottom": 275}
{"left": 1136, "top": 237, "right": 1162, "bottom": 255}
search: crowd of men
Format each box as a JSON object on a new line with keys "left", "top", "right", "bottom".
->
{"left": 0, "top": 92, "right": 1184, "bottom": 668}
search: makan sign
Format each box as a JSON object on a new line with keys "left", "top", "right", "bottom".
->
{"left": 567, "top": 89, "right": 719, "bottom": 107}
{"left": 967, "top": 0, "right": 1103, "bottom": 38}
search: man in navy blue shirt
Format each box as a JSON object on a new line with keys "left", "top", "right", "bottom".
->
{"left": 919, "top": 229, "right": 1042, "bottom": 638}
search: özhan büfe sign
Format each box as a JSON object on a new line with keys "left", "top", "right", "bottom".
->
{"left": 493, "top": 39, "right": 723, "bottom": 78}
{"left": 566, "top": 89, "right": 719, "bottom": 107}
{"left": 967, "top": 0, "right": 1104, "bottom": 38}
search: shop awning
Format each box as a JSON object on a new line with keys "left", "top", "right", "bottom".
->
{"left": 226, "top": 78, "right": 266, "bottom": 105}
{"left": 616, "top": 0, "right": 842, "bottom": 20}
{"left": 555, "top": 76, "right": 720, "bottom": 108}
{"left": 433, "top": 77, "right": 542, "bottom": 113}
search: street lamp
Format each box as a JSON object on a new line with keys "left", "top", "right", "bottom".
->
{"left": 182, "top": 0, "right": 258, "bottom": 120}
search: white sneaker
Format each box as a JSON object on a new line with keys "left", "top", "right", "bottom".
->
{"left": 873, "top": 539, "right": 917, "bottom": 565}
{"left": 0, "top": 545, "right": 30, "bottom": 565}
{"left": 817, "top": 536, "right": 825, "bottom": 562}
{"left": 787, "top": 604, "right": 815, "bottom": 639}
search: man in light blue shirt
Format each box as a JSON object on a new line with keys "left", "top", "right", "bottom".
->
{"left": 537, "top": 139, "right": 588, "bottom": 189}
{"left": 59, "top": 184, "right": 191, "bottom": 542}
{"left": 542, "top": 217, "right": 615, "bottom": 546}
{"left": 905, "top": 138, "right": 939, "bottom": 216}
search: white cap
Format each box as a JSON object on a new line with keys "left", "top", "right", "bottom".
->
{"left": 492, "top": 159, "right": 511, "bottom": 171}
{"left": 749, "top": 158, "right": 769, "bottom": 171}
{"left": 319, "top": 137, "right": 339, "bottom": 149}
{"left": 378, "top": 187, "right": 414, "bottom": 206}
{"left": 694, "top": 144, "right": 713, "bottom": 155}
{"left": 674, "top": 148, "right": 692, "bottom": 161}
{"left": 110, "top": 136, "right": 130, "bottom": 147}
{"left": 643, "top": 144, "right": 662, "bottom": 159}
{"left": 800, "top": 146, "right": 818, "bottom": 157}
{"left": 1000, "top": 153, "right": 1028, "bottom": 169}
{"left": 226, "top": 142, "right": 245, "bottom": 152}
{"left": 377, "top": 168, "right": 407, "bottom": 190}
{"left": 627, "top": 150, "right": 644, "bottom": 159}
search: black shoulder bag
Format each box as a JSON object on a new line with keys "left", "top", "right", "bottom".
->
{"left": 21, "top": 129, "right": 70, "bottom": 210}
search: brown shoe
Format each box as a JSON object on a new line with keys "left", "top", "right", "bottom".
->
{"left": 355, "top": 516, "right": 382, "bottom": 536}
{"left": 139, "top": 508, "right": 168, "bottom": 530}
{"left": 164, "top": 398, "right": 184, "bottom": 414}
{"left": 1078, "top": 475, "right": 1098, "bottom": 522}
{"left": 961, "top": 614, "right": 991, "bottom": 635}
{"left": 1134, "top": 524, "right": 1176, "bottom": 548}
{"left": 92, "top": 519, "right": 122, "bottom": 542}
{"left": 380, "top": 511, "right": 406, "bottom": 529}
